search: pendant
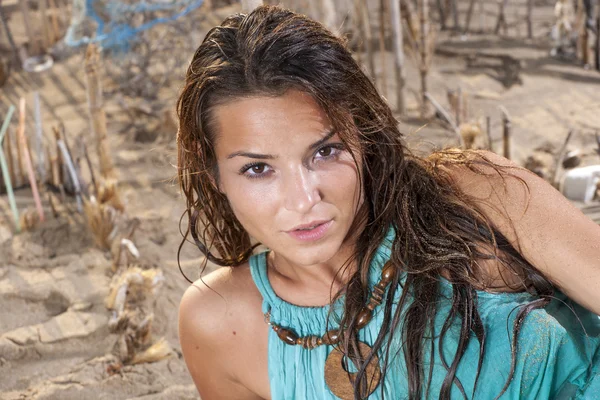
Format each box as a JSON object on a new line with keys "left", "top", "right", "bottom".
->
{"left": 324, "top": 341, "right": 381, "bottom": 399}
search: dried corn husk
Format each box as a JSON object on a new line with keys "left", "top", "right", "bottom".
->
{"left": 130, "top": 338, "right": 172, "bottom": 365}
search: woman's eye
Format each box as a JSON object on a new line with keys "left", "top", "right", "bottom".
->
{"left": 240, "top": 163, "right": 271, "bottom": 178}
{"left": 314, "top": 144, "right": 342, "bottom": 161}
{"left": 318, "top": 147, "right": 333, "bottom": 157}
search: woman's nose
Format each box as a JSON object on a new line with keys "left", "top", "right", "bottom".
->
{"left": 283, "top": 167, "right": 321, "bottom": 213}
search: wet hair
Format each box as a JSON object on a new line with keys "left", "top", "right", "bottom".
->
{"left": 176, "top": 5, "right": 553, "bottom": 399}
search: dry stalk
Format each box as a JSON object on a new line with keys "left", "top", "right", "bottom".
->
{"left": 84, "top": 44, "right": 116, "bottom": 180}
{"left": 378, "top": 0, "right": 388, "bottom": 98}
{"left": 84, "top": 196, "right": 118, "bottom": 249}
{"left": 459, "top": 122, "right": 483, "bottom": 149}
{"left": 390, "top": 0, "right": 406, "bottom": 114}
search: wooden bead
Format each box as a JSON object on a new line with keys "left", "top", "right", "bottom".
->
{"left": 381, "top": 262, "right": 395, "bottom": 284}
{"left": 322, "top": 330, "right": 340, "bottom": 345}
{"left": 276, "top": 327, "right": 299, "bottom": 345}
{"left": 356, "top": 308, "right": 373, "bottom": 329}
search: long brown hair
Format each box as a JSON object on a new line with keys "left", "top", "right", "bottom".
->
{"left": 176, "top": 5, "right": 553, "bottom": 399}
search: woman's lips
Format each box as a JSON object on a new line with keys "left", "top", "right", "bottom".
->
{"left": 286, "top": 220, "right": 333, "bottom": 242}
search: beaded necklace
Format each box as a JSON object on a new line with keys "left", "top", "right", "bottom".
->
{"left": 264, "top": 260, "right": 395, "bottom": 399}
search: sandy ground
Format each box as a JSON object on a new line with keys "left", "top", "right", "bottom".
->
{"left": 0, "top": 0, "right": 599, "bottom": 399}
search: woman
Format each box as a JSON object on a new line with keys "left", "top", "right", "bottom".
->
{"left": 176, "top": 5, "right": 600, "bottom": 399}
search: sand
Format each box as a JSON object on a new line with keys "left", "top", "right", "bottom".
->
{"left": 1, "top": 0, "right": 599, "bottom": 398}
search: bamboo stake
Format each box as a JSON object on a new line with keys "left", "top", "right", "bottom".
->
{"left": 84, "top": 44, "right": 116, "bottom": 179}
{"left": 18, "top": 98, "right": 45, "bottom": 222}
{"left": 486, "top": 115, "right": 492, "bottom": 151}
{"left": 596, "top": 16, "right": 600, "bottom": 71}
{"left": 436, "top": 0, "right": 447, "bottom": 30}
{"left": 526, "top": 0, "right": 533, "bottom": 38}
{"left": 34, "top": 92, "right": 46, "bottom": 183}
{"left": 390, "top": 0, "right": 406, "bottom": 114}
{"left": 419, "top": 0, "right": 431, "bottom": 117}
{"left": 465, "top": 0, "right": 477, "bottom": 32}
{"left": 360, "top": 0, "right": 375, "bottom": 80}
{"left": 455, "top": 86, "right": 462, "bottom": 126}
{"left": 378, "top": 0, "right": 388, "bottom": 98}
{"left": 47, "top": 0, "right": 61, "bottom": 42}
{"left": 552, "top": 130, "right": 573, "bottom": 187}
{"left": 450, "top": 0, "right": 459, "bottom": 30}
{"left": 39, "top": 0, "right": 53, "bottom": 50}
{"left": 499, "top": 105, "right": 511, "bottom": 159}
{"left": 0, "top": 106, "right": 20, "bottom": 232}
{"left": 479, "top": 0, "right": 485, "bottom": 32}
{"left": 0, "top": 6, "right": 20, "bottom": 68}
{"left": 495, "top": 0, "right": 508, "bottom": 35}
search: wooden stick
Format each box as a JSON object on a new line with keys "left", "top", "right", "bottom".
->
{"left": 39, "top": 0, "right": 53, "bottom": 50}
{"left": 0, "top": 106, "right": 20, "bottom": 232}
{"left": 360, "top": 0, "right": 375, "bottom": 81}
{"left": 0, "top": 6, "right": 21, "bottom": 68}
{"left": 464, "top": 0, "right": 477, "bottom": 32}
{"left": 390, "top": 0, "right": 406, "bottom": 114}
{"left": 456, "top": 86, "right": 462, "bottom": 126}
{"left": 47, "top": 0, "right": 61, "bottom": 43}
{"left": 436, "top": 0, "right": 447, "bottom": 30}
{"left": 526, "top": 0, "right": 533, "bottom": 38}
{"left": 494, "top": 0, "right": 508, "bottom": 35}
{"left": 424, "top": 92, "right": 464, "bottom": 147}
{"left": 18, "top": 98, "right": 45, "bottom": 222}
{"left": 82, "top": 141, "right": 98, "bottom": 196}
{"left": 378, "top": 0, "right": 388, "bottom": 98}
{"left": 84, "top": 44, "right": 116, "bottom": 179}
{"left": 596, "top": 17, "right": 600, "bottom": 71}
{"left": 486, "top": 115, "right": 492, "bottom": 151}
{"left": 450, "top": 0, "right": 459, "bottom": 30}
{"left": 419, "top": 0, "right": 430, "bottom": 117}
{"left": 18, "top": 0, "right": 38, "bottom": 56}
{"left": 499, "top": 105, "right": 511, "bottom": 159}
{"left": 552, "top": 130, "right": 573, "bottom": 187}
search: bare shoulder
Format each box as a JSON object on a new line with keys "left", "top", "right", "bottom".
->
{"left": 178, "top": 262, "right": 267, "bottom": 399}
{"left": 439, "top": 150, "right": 600, "bottom": 314}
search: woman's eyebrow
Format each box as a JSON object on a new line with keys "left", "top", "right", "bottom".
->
{"left": 226, "top": 130, "right": 335, "bottom": 160}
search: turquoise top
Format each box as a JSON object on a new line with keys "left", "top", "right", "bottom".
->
{"left": 248, "top": 232, "right": 600, "bottom": 399}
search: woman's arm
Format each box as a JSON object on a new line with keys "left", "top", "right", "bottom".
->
{"left": 447, "top": 150, "right": 600, "bottom": 315}
{"left": 178, "top": 268, "right": 265, "bottom": 400}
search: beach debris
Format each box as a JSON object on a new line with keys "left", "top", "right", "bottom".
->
{"left": 562, "top": 149, "right": 582, "bottom": 169}
{"left": 560, "top": 165, "right": 600, "bottom": 203}
{"left": 499, "top": 105, "right": 511, "bottom": 160}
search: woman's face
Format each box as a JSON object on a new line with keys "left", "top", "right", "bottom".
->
{"left": 211, "top": 90, "right": 363, "bottom": 267}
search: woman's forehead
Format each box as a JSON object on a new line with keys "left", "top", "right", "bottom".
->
{"left": 212, "top": 90, "right": 335, "bottom": 154}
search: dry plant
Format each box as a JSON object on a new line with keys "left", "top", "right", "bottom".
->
{"left": 83, "top": 195, "right": 119, "bottom": 250}
{"left": 458, "top": 123, "right": 483, "bottom": 149}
